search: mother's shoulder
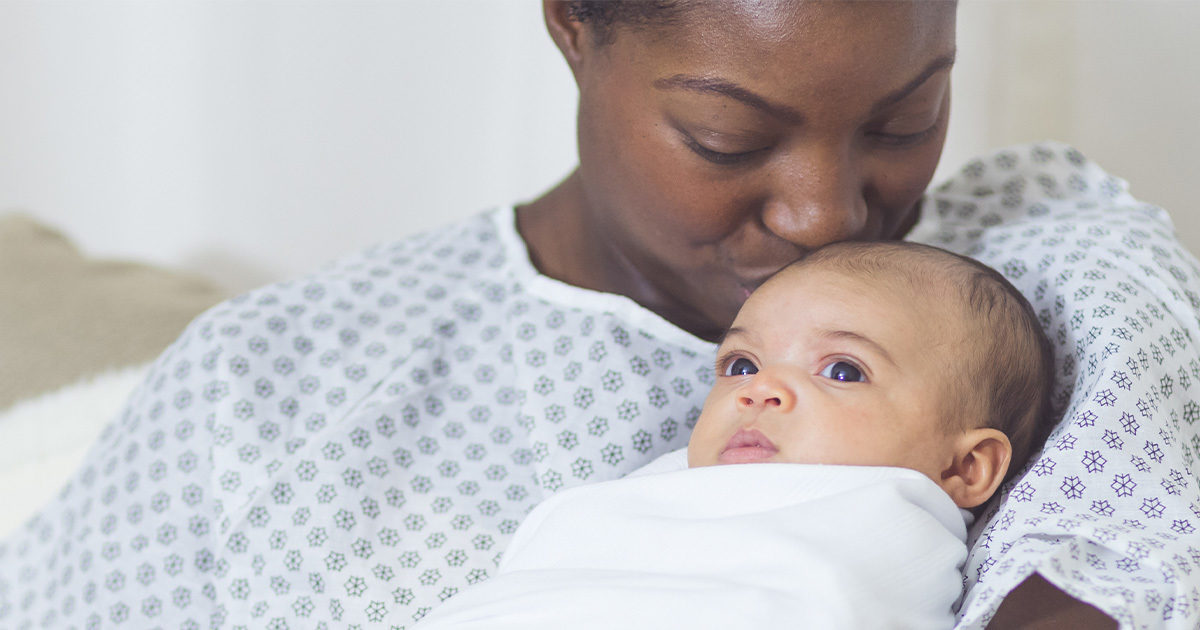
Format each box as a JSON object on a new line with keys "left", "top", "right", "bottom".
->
{"left": 194, "top": 208, "right": 512, "bottom": 328}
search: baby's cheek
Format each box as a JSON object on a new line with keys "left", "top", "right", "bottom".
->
{"left": 685, "top": 429, "right": 717, "bottom": 468}
{"left": 685, "top": 437, "right": 705, "bottom": 468}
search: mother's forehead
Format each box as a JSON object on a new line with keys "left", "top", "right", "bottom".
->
{"left": 663, "top": 0, "right": 957, "bottom": 36}
{"left": 628, "top": 1, "right": 957, "bottom": 103}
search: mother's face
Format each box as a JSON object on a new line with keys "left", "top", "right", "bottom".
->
{"left": 555, "top": 1, "right": 955, "bottom": 340}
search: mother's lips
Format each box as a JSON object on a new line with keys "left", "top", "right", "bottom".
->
{"left": 718, "top": 428, "right": 779, "bottom": 465}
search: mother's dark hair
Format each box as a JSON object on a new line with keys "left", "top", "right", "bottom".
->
{"left": 564, "top": 0, "right": 689, "bottom": 44}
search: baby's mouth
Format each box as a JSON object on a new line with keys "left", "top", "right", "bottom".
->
{"left": 718, "top": 428, "right": 779, "bottom": 465}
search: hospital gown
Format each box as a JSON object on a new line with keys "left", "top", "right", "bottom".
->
{"left": 1, "top": 142, "right": 1197, "bottom": 629}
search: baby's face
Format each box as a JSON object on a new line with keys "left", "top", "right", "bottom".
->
{"left": 687, "top": 264, "right": 968, "bottom": 482}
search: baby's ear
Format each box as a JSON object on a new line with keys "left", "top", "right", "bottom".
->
{"left": 938, "top": 429, "right": 1012, "bottom": 509}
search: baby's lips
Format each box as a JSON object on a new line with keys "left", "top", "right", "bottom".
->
{"left": 723, "top": 428, "right": 778, "bottom": 450}
{"left": 718, "top": 428, "right": 779, "bottom": 464}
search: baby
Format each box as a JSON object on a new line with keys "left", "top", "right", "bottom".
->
{"left": 415, "top": 241, "right": 1055, "bottom": 630}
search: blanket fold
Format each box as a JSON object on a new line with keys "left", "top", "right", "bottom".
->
{"left": 417, "top": 455, "right": 967, "bottom": 630}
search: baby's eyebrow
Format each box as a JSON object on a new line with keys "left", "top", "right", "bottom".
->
{"left": 820, "top": 329, "right": 897, "bottom": 368}
{"left": 718, "top": 326, "right": 752, "bottom": 347}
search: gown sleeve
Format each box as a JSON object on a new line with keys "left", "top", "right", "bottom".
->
{"left": 912, "top": 142, "right": 1200, "bottom": 629}
{"left": 0, "top": 243, "right": 427, "bottom": 628}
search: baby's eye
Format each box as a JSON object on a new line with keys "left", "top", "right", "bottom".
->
{"left": 819, "top": 361, "right": 865, "bottom": 382}
{"left": 724, "top": 357, "right": 759, "bottom": 376}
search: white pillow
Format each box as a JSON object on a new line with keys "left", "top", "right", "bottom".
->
{"left": 0, "top": 363, "right": 151, "bottom": 537}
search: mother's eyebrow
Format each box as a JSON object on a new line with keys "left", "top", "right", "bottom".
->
{"left": 653, "top": 51, "right": 957, "bottom": 123}
{"left": 869, "top": 52, "right": 957, "bottom": 115}
{"left": 653, "top": 75, "right": 804, "bottom": 124}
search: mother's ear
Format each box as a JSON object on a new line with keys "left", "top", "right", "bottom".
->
{"left": 543, "top": 0, "right": 590, "bottom": 79}
{"left": 938, "top": 428, "right": 1012, "bottom": 509}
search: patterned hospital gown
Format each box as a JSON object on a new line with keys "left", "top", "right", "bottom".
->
{"left": 1, "top": 142, "right": 1198, "bottom": 629}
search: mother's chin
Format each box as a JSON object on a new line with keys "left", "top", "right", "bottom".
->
{"left": 651, "top": 277, "right": 750, "bottom": 342}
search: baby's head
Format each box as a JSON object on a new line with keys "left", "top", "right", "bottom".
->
{"left": 687, "top": 241, "right": 1055, "bottom": 509}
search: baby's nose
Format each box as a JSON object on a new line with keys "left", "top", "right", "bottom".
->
{"left": 737, "top": 374, "right": 795, "bottom": 412}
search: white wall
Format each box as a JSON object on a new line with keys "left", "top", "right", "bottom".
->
{"left": 2, "top": 1, "right": 1198, "bottom": 292}
{"left": 941, "top": 1, "right": 1200, "bottom": 250}
{"left": 0, "top": 0, "right": 578, "bottom": 291}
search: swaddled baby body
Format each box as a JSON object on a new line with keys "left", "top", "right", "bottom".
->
{"left": 415, "top": 241, "right": 1056, "bottom": 630}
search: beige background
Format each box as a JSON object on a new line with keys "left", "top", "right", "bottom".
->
{"left": 948, "top": 1, "right": 1200, "bottom": 256}
{"left": 1, "top": 0, "right": 1197, "bottom": 292}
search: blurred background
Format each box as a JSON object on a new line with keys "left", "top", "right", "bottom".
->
{"left": 2, "top": 0, "right": 1198, "bottom": 293}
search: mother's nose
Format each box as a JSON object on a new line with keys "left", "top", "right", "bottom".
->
{"left": 760, "top": 145, "right": 868, "bottom": 250}
{"left": 736, "top": 373, "right": 796, "bottom": 413}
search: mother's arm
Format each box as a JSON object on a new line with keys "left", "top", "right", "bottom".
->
{"left": 990, "top": 574, "right": 1117, "bottom": 629}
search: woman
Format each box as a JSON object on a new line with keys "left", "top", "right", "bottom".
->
{"left": 2, "top": 1, "right": 1194, "bottom": 627}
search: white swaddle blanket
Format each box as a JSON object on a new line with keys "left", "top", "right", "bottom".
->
{"left": 416, "top": 450, "right": 969, "bottom": 630}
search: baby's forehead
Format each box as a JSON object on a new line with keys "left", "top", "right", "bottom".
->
{"left": 781, "top": 250, "right": 961, "bottom": 302}
{"left": 767, "top": 252, "right": 982, "bottom": 339}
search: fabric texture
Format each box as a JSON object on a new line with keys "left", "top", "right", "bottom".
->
{"left": 414, "top": 450, "right": 966, "bottom": 630}
{"left": 0, "top": 143, "right": 1197, "bottom": 630}
{"left": 911, "top": 146, "right": 1200, "bottom": 628}
{"left": 0, "top": 213, "right": 226, "bottom": 411}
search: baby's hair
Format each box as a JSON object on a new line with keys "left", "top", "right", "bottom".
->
{"left": 791, "top": 241, "right": 1056, "bottom": 482}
